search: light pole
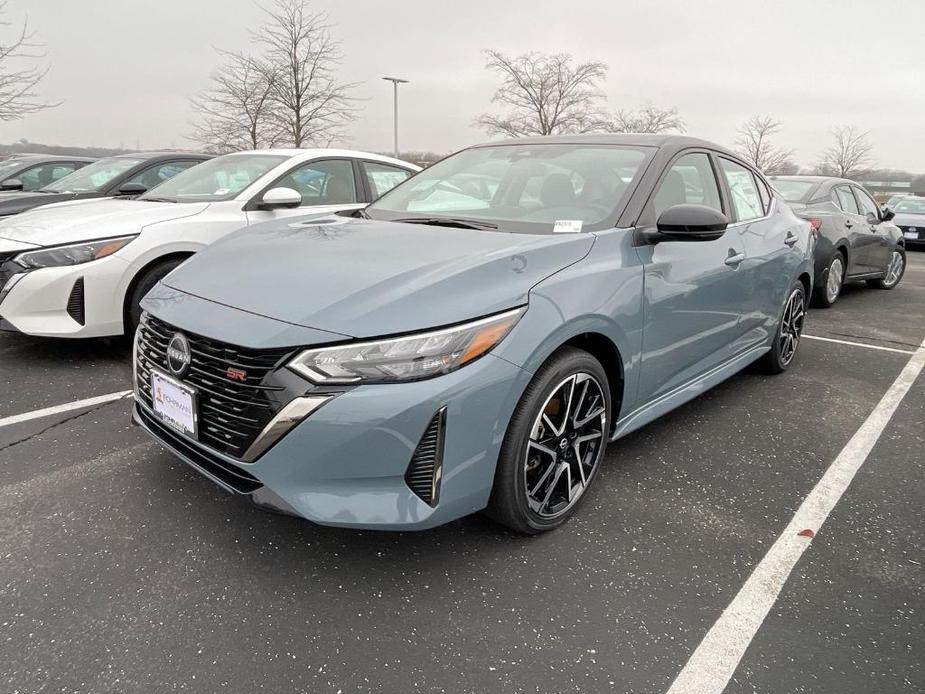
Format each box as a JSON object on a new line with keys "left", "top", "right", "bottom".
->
{"left": 382, "top": 76, "right": 408, "bottom": 159}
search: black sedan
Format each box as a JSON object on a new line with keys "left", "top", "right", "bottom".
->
{"left": 0, "top": 154, "right": 94, "bottom": 193}
{"left": 888, "top": 196, "right": 925, "bottom": 250}
{"left": 0, "top": 151, "right": 211, "bottom": 218}
{"left": 770, "top": 176, "right": 906, "bottom": 307}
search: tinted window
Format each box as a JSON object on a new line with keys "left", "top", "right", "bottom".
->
{"left": 140, "top": 153, "right": 286, "bottom": 203}
{"left": 834, "top": 186, "right": 859, "bottom": 214}
{"left": 853, "top": 187, "right": 880, "bottom": 218}
{"left": 771, "top": 179, "right": 816, "bottom": 202}
{"left": 124, "top": 160, "right": 200, "bottom": 191}
{"left": 363, "top": 161, "right": 413, "bottom": 199}
{"left": 276, "top": 159, "right": 357, "bottom": 206}
{"left": 18, "top": 162, "right": 80, "bottom": 191}
{"left": 368, "top": 144, "right": 651, "bottom": 234}
{"left": 653, "top": 152, "right": 723, "bottom": 218}
{"left": 719, "top": 158, "right": 763, "bottom": 221}
{"left": 44, "top": 157, "right": 145, "bottom": 193}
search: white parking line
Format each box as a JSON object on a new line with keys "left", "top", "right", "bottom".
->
{"left": 666, "top": 335, "right": 925, "bottom": 694}
{"left": 0, "top": 391, "right": 132, "bottom": 429}
{"left": 803, "top": 334, "right": 917, "bottom": 355}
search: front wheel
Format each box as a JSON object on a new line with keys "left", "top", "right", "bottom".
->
{"left": 486, "top": 347, "right": 611, "bottom": 534}
{"left": 125, "top": 257, "right": 187, "bottom": 335}
{"left": 866, "top": 249, "right": 905, "bottom": 290}
{"left": 762, "top": 281, "right": 806, "bottom": 374}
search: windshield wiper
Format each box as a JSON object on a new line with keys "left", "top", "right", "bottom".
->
{"left": 392, "top": 216, "right": 498, "bottom": 230}
{"left": 141, "top": 196, "right": 178, "bottom": 203}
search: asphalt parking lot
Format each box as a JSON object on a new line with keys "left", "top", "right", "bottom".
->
{"left": 2, "top": 253, "right": 923, "bottom": 694}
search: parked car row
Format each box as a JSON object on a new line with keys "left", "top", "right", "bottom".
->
{"left": 0, "top": 135, "right": 910, "bottom": 534}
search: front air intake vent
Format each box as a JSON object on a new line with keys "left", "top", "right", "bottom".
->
{"left": 66, "top": 278, "right": 85, "bottom": 325}
{"left": 404, "top": 407, "right": 446, "bottom": 507}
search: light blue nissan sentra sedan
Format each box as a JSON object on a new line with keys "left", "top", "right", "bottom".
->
{"left": 132, "top": 134, "right": 814, "bottom": 533}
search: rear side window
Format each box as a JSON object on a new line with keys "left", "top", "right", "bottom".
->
{"left": 652, "top": 152, "right": 723, "bottom": 218}
{"left": 756, "top": 175, "right": 772, "bottom": 214}
{"left": 833, "top": 186, "right": 859, "bottom": 214}
{"left": 362, "top": 161, "right": 413, "bottom": 199}
{"left": 853, "top": 187, "right": 880, "bottom": 218}
{"left": 18, "top": 162, "right": 80, "bottom": 191}
{"left": 719, "top": 158, "right": 763, "bottom": 222}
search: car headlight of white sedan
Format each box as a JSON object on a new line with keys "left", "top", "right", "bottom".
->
{"left": 13, "top": 235, "right": 137, "bottom": 270}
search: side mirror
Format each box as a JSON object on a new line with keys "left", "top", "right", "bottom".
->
{"left": 652, "top": 204, "right": 729, "bottom": 242}
{"left": 1, "top": 178, "right": 23, "bottom": 192}
{"left": 259, "top": 186, "right": 302, "bottom": 210}
{"left": 118, "top": 182, "right": 147, "bottom": 196}
{"left": 880, "top": 208, "right": 895, "bottom": 222}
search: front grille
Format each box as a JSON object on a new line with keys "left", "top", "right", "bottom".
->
{"left": 135, "top": 314, "right": 294, "bottom": 458}
{"left": 137, "top": 405, "right": 263, "bottom": 494}
{"left": 404, "top": 408, "right": 447, "bottom": 506}
{"left": 66, "top": 278, "right": 85, "bottom": 325}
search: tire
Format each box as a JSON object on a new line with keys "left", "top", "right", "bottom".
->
{"left": 125, "top": 257, "right": 187, "bottom": 335}
{"left": 486, "top": 347, "right": 612, "bottom": 534}
{"left": 866, "top": 248, "right": 905, "bottom": 290}
{"left": 762, "top": 280, "right": 806, "bottom": 374}
{"left": 812, "top": 252, "right": 845, "bottom": 308}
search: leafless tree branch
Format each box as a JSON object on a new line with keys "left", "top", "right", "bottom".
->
{"left": 817, "top": 125, "right": 875, "bottom": 179}
{"left": 0, "top": 2, "right": 58, "bottom": 121}
{"left": 734, "top": 115, "right": 795, "bottom": 174}
{"left": 610, "top": 104, "right": 686, "bottom": 134}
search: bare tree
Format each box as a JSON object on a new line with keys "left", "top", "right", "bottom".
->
{"left": 0, "top": 2, "right": 57, "bottom": 121}
{"left": 818, "top": 125, "right": 875, "bottom": 179}
{"left": 611, "top": 104, "right": 685, "bottom": 134}
{"left": 734, "top": 115, "right": 795, "bottom": 174}
{"left": 257, "top": 0, "right": 357, "bottom": 147}
{"left": 476, "top": 50, "right": 610, "bottom": 137}
{"left": 189, "top": 50, "right": 278, "bottom": 153}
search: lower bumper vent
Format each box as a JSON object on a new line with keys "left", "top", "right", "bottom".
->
{"left": 404, "top": 407, "right": 446, "bottom": 507}
{"left": 66, "top": 278, "right": 85, "bottom": 325}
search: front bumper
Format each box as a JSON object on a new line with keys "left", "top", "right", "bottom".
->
{"left": 0, "top": 254, "right": 127, "bottom": 337}
{"left": 134, "top": 351, "right": 529, "bottom": 530}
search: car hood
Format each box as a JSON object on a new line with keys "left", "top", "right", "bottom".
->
{"left": 0, "top": 198, "right": 210, "bottom": 246}
{"left": 892, "top": 213, "right": 925, "bottom": 228}
{"left": 162, "top": 217, "right": 595, "bottom": 339}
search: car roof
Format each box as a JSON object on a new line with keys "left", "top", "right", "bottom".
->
{"left": 473, "top": 133, "right": 739, "bottom": 157}
{"left": 115, "top": 151, "right": 212, "bottom": 161}
{"left": 770, "top": 175, "right": 856, "bottom": 185}
{"left": 223, "top": 148, "right": 420, "bottom": 169}
{"left": 1, "top": 154, "right": 96, "bottom": 163}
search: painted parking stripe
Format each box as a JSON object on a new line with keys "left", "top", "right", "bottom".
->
{"left": 0, "top": 391, "right": 132, "bottom": 429}
{"left": 666, "top": 335, "right": 925, "bottom": 694}
{"left": 803, "top": 334, "right": 917, "bottom": 355}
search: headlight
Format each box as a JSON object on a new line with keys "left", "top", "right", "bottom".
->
{"left": 288, "top": 307, "right": 526, "bottom": 384}
{"left": 13, "top": 235, "right": 137, "bottom": 269}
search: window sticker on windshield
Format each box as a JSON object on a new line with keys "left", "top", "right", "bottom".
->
{"left": 213, "top": 188, "right": 230, "bottom": 196}
{"left": 553, "top": 220, "right": 583, "bottom": 233}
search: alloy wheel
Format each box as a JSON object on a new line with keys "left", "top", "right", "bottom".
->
{"left": 826, "top": 257, "right": 844, "bottom": 303}
{"left": 882, "top": 251, "right": 904, "bottom": 288}
{"left": 778, "top": 288, "right": 805, "bottom": 367}
{"left": 523, "top": 372, "right": 607, "bottom": 519}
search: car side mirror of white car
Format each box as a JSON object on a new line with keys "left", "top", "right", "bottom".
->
{"left": 651, "top": 204, "right": 729, "bottom": 243}
{"left": 259, "top": 187, "right": 302, "bottom": 210}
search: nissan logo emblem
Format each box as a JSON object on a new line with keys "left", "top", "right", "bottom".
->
{"left": 166, "top": 332, "right": 191, "bottom": 377}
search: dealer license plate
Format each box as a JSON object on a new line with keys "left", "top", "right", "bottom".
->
{"left": 151, "top": 369, "right": 198, "bottom": 438}
{"left": 904, "top": 231, "right": 919, "bottom": 240}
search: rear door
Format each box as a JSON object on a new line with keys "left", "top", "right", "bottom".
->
{"left": 717, "top": 156, "right": 794, "bottom": 352}
{"left": 852, "top": 185, "right": 892, "bottom": 271}
{"left": 635, "top": 150, "right": 748, "bottom": 403}
{"left": 832, "top": 185, "right": 874, "bottom": 273}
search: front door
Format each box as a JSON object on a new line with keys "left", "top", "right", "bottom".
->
{"left": 852, "top": 185, "right": 893, "bottom": 272}
{"left": 832, "top": 185, "right": 875, "bottom": 274}
{"left": 636, "top": 151, "right": 749, "bottom": 404}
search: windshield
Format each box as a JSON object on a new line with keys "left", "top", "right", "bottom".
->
{"left": 894, "top": 198, "right": 925, "bottom": 215}
{"left": 140, "top": 153, "right": 286, "bottom": 203}
{"left": 770, "top": 179, "right": 816, "bottom": 202}
{"left": 367, "top": 143, "right": 652, "bottom": 233}
{"left": 45, "top": 157, "right": 143, "bottom": 193}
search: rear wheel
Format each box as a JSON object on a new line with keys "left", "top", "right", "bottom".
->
{"left": 125, "top": 257, "right": 187, "bottom": 335}
{"left": 866, "top": 249, "right": 905, "bottom": 290}
{"left": 762, "top": 281, "right": 806, "bottom": 374}
{"left": 486, "top": 347, "right": 611, "bottom": 534}
{"left": 813, "top": 252, "right": 844, "bottom": 308}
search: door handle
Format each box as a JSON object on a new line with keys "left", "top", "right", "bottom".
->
{"left": 784, "top": 232, "right": 798, "bottom": 247}
{"left": 845, "top": 219, "right": 854, "bottom": 228}
{"left": 724, "top": 251, "right": 745, "bottom": 267}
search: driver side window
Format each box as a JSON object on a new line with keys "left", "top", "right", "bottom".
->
{"left": 653, "top": 153, "right": 722, "bottom": 218}
{"left": 853, "top": 187, "right": 880, "bottom": 219}
{"left": 278, "top": 159, "right": 357, "bottom": 206}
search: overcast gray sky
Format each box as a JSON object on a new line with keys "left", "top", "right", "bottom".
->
{"left": 3, "top": 0, "right": 924, "bottom": 170}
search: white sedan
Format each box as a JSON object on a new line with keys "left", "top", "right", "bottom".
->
{"left": 0, "top": 149, "right": 419, "bottom": 338}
